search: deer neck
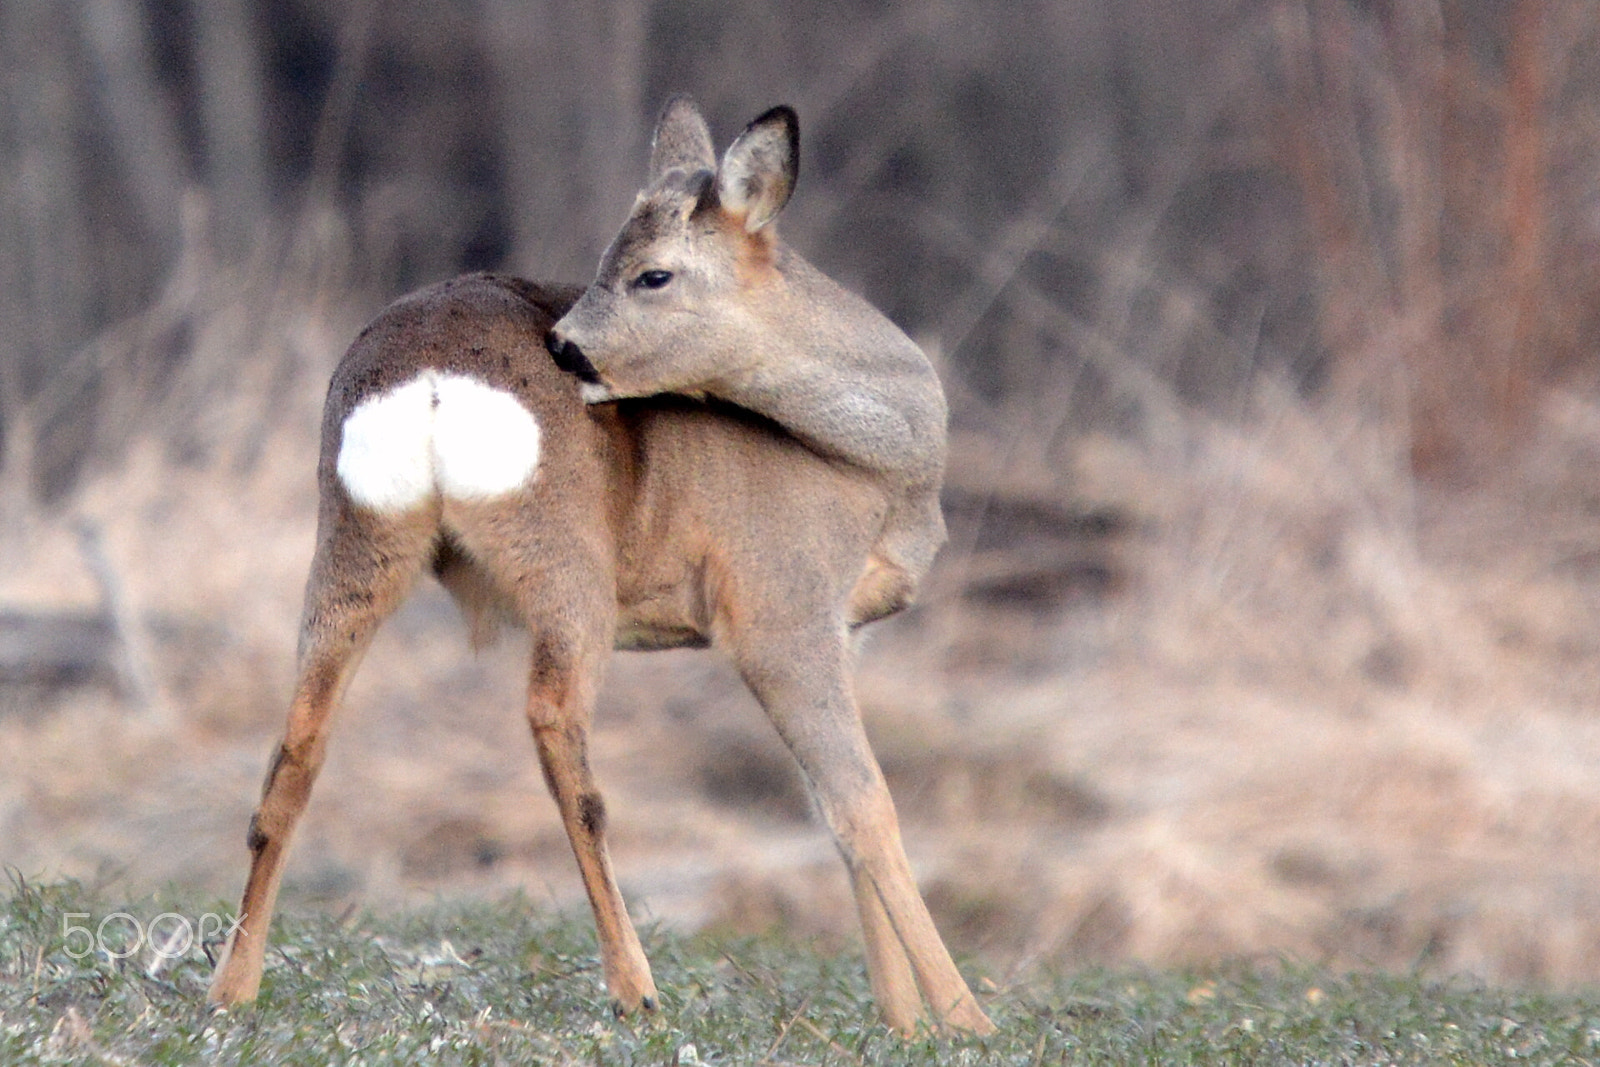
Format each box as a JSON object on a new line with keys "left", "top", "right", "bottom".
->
{"left": 714, "top": 255, "right": 947, "bottom": 487}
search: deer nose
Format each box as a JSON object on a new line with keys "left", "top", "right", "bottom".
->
{"left": 546, "top": 331, "right": 601, "bottom": 383}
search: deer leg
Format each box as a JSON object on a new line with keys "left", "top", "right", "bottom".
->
{"left": 732, "top": 628, "right": 995, "bottom": 1036}
{"left": 524, "top": 634, "right": 657, "bottom": 1013}
{"left": 208, "top": 513, "right": 429, "bottom": 1007}
{"left": 849, "top": 858, "right": 925, "bottom": 1032}
{"left": 443, "top": 507, "right": 655, "bottom": 1013}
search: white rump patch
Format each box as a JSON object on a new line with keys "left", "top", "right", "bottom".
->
{"left": 335, "top": 377, "right": 436, "bottom": 511}
{"left": 336, "top": 371, "right": 541, "bottom": 512}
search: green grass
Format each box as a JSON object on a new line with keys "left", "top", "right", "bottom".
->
{"left": 1, "top": 877, "right": 1596, "bottom": 1065}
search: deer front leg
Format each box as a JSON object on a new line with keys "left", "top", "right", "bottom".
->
{"left": 849, "top": 859, "right": 925, "bottom": 1032}
{"left": 731, "top": 627, "right": 996, "bottom": 1036}
{"left": 525, "top": 638, "right": 657, "bottom": 1014}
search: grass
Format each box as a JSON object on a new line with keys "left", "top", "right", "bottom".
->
{"left": 1, "top": 878, "right": 1596, "bottom": 1065}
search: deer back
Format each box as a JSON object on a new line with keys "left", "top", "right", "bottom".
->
{"left": 318, "top": 273, "right": 891, "bottom": 652}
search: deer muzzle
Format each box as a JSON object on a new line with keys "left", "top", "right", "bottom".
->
{"left": 546, "top": 330, "right": 602, "bottom": 385}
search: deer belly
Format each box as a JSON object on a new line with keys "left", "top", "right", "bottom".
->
{"left": 335, "top": 372, "right": 542, "bottom": 511}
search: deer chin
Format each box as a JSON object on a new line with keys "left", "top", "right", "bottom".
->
{"left": 579, "top": 380, "right": 617, "bottom": 404}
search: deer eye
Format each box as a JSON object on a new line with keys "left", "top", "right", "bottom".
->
{"left": 633, "top": 269, "right": 674, "bottom": 291}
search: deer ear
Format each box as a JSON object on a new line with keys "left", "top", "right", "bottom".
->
{"left": 649, "top": 95, "right": 716, "bottom": 181}
{"left": 716, "top": 105, "right": 799, "bottom": 233}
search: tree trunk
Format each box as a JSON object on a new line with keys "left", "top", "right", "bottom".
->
{"left": 75, "top": 0, "right": 188, "bottom": 260}
{"left": 479, "top": 0, "right": 646, "bottom": 278}
{"left": 190, "top": 0, "right": 271, "bottom": 259}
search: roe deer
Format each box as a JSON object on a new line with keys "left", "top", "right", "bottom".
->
{"left": 207, "top": 100, "right": 993, "bottom": 1037}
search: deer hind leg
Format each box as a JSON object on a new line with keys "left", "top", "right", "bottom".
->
{"left": 448, "top": 517, "right": 657, "bottom": 1013}
{"left": 208, "top": 510, "right": 433, "bottom": 1007}
{"left": 730, "top": 624, "right": 995, "bottom": 1036}
{"left": 523, "top": 636, "right": 657, "bottom": 1013}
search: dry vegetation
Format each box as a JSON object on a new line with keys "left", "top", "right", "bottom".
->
{"left": 4, "top": 0, "right": 1600, "bottom": 1002}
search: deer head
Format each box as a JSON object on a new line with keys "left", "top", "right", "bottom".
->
{"left": 547, "top": 97, "right": 801, "bottom": 403}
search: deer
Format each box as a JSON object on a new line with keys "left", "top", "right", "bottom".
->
{"left": 207, "top": 97, "right": 995, "bottom": 1038}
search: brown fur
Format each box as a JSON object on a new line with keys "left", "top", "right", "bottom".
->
{"left": 206, "top": 272, "right": 993, "bottom": 1035}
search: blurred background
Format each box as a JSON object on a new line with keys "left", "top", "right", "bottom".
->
{"left": 5, "top": 0, "right": 1600, "bottom": 984}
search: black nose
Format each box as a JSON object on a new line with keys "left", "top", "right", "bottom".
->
{"left": 546, "top": 331, "right": 601, "bottom": 384}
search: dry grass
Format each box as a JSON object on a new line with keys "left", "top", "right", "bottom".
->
{"left": 4, "top": 270, "right": 1600, "bottom": 1002}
